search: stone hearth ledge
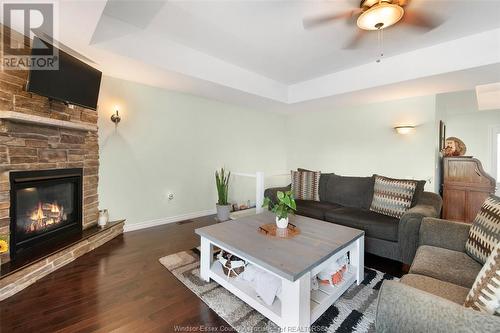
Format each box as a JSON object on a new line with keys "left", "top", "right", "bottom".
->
{"left": 0, "top": 220, "right": 124, "bottom": 301}
{"left": 0, "top": 111, "right": 98, "bottom": 132}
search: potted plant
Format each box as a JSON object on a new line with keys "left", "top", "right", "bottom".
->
{"left": 262, "top": 190, "right": 297, "bottom": 228}
{"left": 215, "top": 167, "right": 231, "bottom": 221}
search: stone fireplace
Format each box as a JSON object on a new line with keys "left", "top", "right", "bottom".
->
{"left": 0, "top": 26, "right": 124, "bottom": 301}
{"left": 9, "top": 168, "right": 83, "bottom": 259}
{"left": 0, "top": 26, "right": 100, "bottom": 264}
{"left": 0, "top": 108, "right": 100, "bottom": 265}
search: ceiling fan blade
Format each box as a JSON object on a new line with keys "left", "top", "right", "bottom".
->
{"left": 343, "top": 29, "right": 366, "bottom": 49}
{"left": 303, "top": 9, "right": 362, "bottom": 29}
{"left": 400, "top": 10, "right": 443, "bottom": 30}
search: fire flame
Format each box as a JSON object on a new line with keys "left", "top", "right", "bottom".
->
{"left": 30, "top": 202, "right": 45, "bottom": 221}
{"left": 26, "top": 202, "right": 65, "bottom": 233}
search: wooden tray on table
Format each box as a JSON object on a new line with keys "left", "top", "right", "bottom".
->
{"left": 258, "top": 223, "right": 300, "bottom": 239}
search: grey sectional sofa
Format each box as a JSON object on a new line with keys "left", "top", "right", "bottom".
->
{"left": 264, "top": 174, "right": 442, "bottom": 265}
{"left": 376, "top": 217, "right": 500, "bottom": 332}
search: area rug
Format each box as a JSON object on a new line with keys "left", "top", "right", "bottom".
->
{"left": 159, "top": 249, "right": 396, "bottom": 333}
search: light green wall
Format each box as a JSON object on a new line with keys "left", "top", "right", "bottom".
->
{"left": 436, "top": 90, "right": 500, "bottom": 175}
{"left": 285, "top": 96, "right": 438, "bottom": 191}
{"left": 97, "top": 77, "right": 498, "bottom": 227}
{"left": 98, "top": 76, "right": 287, "bottom": 225}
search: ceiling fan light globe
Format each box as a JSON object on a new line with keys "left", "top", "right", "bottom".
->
{"left": 357, "top": 3, "right": 404, "bottom": 30}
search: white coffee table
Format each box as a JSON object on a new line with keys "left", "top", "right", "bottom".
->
{"left": 195, "top": 212, "right": 365, "bottom": 331}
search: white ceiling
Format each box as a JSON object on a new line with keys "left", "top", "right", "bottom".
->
{"left": 3, "top": 0, "right": 500, "bottom": 112}
{"left": 135, "top": 0, "right": 500, "bottom": 84}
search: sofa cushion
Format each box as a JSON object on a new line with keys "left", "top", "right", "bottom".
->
{"left": 291, "top": 170, "right": 320, "bottom": 201}
{"left": 319, "top": 173, "right": 334, "bottom": 202}
{"left": 324, "top": 207, "right": 399, "bottom": 242}
{"left": 323, "top": 174, "right": 375, "bottom": 209}
{"left": 401, "top": 274, "right": 469, "bottom": 304}
{"left": 372, "top": 176, "right": 425, "bottom": 208}
{"left": 465, "top": 195, "right": 500, "bottom": 264}
{"left": 295, "top": 200, "right": 342, "bottom": 220}
{"left": 464, "top": 241, "right": 500, "bottom": 315}
{"left": 297, "top": 169, "right": 332, "bottom": 200}
{"left": 411, "top": 180, "right": 426, "bottom": 207}
{"left": 410, "top": 245, "right": 482, "bottom": 288}
{"left": 370, "top": 175, "right": 417, "bottom": 219}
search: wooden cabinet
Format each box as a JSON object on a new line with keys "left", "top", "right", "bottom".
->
{"left": 442, "top": 157, "right": 496, "bottom": 223}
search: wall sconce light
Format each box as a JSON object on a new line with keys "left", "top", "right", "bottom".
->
{"left": 394, "top": 126, "right": 415, "bottom": 135}
{"left": 111, "top": 108, "right": 121, "bottom": 126}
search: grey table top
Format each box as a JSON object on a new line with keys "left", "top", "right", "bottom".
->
{"left": 195, "top": 212, "right": 364, "bottom": 281}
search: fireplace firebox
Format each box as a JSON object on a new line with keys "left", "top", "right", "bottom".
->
{"left": 10, "top": 168, "right": 83, "bottom": 258}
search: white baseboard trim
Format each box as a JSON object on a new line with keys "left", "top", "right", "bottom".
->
{"left": 123, "top": 209, "right": 217, "bottom": 232}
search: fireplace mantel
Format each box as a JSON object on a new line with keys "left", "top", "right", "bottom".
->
{"left": 0, "top": 111, "right": 98, "bottom": 132}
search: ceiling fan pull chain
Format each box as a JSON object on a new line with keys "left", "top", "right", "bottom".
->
{"left": 381, "top": 27, "right": 384, "bottom": 59}
{"left": 376, "top": 28, "right": 380, "bottom": 63}
{"left": 376, "top": 27, "right": 385, "bottom": 63}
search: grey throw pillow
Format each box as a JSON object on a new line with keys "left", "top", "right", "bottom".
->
{"left": 291, "top": 170, "right": 320, "bottom": 201}
{"left": 465, "top": 195, "right": 500, "bottom": 264}
{"left": 370, "top": 175, "right": 417, "bottom": 219}
{"left": 464, "top": 241, "right": 500, "bottom": 315}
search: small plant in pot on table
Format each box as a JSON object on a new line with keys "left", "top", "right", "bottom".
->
{"left": 215, "top": 167, "right": 231, "bottom": 221}
{"left": 262, "top": 190, "right": 296, "bottom": 228}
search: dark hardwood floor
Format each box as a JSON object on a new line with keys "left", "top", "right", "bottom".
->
{"left": 0, "top": 215, "right": 402, "bottom": 332}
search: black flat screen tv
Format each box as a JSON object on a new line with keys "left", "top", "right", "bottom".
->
{"left": 27, "top": 38, "right": 102, "bottom": 110}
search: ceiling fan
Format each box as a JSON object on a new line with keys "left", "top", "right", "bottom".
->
{"left": 303, "top": 0, "right": 443, "bottom": 49}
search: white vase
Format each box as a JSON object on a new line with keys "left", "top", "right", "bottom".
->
{"left": 98, "top": 209, "right": 109, "bottom": 227}
{"left": 216, "top": 204, "right": 231, "bottom": 222}
{"left": 275, "top": 216, "right": 289, "bottom": 229}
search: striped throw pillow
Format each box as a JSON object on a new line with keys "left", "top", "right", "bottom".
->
{"left": 369, "top": 175, "right": 417, "bottom": 219}
{"left": 291, "top": 170, "right": 320, "bottom": 201}
{"left": 464, "top": 241, "right": 500, "bottom": 315}
{"left": 465, "top": 195, "right": 500, "bottom": 264}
